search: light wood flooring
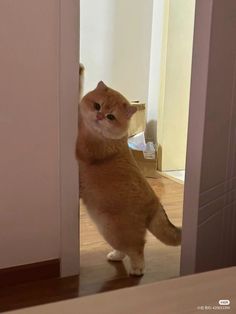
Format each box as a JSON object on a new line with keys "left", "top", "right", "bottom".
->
{"left": 0, "top": 174, "right": 183, "bottom": 312}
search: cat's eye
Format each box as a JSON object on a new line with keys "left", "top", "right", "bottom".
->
{"left": 106, "top": 114, "right": 116, "bottom": 121}
{"left": 94, "top": 102, "right": 101, "bottom": 111}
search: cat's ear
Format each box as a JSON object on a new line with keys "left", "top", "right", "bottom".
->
{"left": 126, "top": 105, "right": 137, "bottom": 119}
{"left": 96, "top": 81, "right": 108, "bottom": 91}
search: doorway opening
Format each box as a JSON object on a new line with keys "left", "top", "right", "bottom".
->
{"left": 79, "top": 0, "right": 195, "bottom": 296}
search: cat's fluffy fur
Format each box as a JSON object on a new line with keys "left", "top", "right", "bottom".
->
{"left": 76, "top": 72, "right": 181, "bottom": 276}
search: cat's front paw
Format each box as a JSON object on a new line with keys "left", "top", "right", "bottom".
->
{"left": 107, "top": 250, "right": 126, "bottom": 262}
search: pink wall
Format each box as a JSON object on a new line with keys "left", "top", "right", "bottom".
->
{"left": 0, "top": 0, "right": 61, "bottom": 268}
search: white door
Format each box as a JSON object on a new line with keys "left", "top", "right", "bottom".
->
{"left": 0, "top": 0, "right": 79, "bottom": 277}
{"left": 181, "top": 0, "right": 236, "bottom": 275}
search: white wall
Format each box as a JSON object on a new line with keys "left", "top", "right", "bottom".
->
{"left": 80, "top": 0, "right": 153, "bottom": 103}
{"left": 146, "top": 0, "right": 165, "bottom": 143}
{"left": 157, "top": 0, "right": 195, "bottom": 170}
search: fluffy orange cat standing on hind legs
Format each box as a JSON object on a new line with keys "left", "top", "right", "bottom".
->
{"left": 76, "top": 68, "right": 181, "bottom": 276}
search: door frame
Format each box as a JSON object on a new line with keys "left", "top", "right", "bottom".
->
{"left": 59, "top": 0, "right": 80, "bottom": 277}
{"left": 180, "top": 0, "right": 214, "bottom": 275}
{"left": 76, "top": 0, "right": 226, "bottom": 279}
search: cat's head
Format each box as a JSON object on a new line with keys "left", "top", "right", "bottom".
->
{"left": 80, "top": 81, "right": 137, "bottom": 139}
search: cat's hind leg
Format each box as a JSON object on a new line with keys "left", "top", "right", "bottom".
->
{"left": 107, "top": 250, "right": 126, "bottom": 261}
{"left": 127, "top": 250, "right": 145, "bottom": 276}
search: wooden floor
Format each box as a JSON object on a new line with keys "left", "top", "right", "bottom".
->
{"left": 0, "top": 175, "right": 183, "bottom": 312}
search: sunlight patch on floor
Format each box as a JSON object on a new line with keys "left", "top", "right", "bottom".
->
{"left": 163, "top": 170, "right": 185, "bottom": 183}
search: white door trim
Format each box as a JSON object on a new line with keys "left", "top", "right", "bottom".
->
{"left": 59, "top": 0, "right": 80, "bottom": 277}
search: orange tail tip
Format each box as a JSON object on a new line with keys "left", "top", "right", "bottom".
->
{"left": 148, "top": 205, "right": 182, "bottom": 246}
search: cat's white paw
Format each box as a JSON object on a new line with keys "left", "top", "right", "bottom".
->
{"left": 107, "top": 250, "right": 126, "bottom": 262}
{"left": 129, "top": 267, "right": 144, "bottom": 276}
{"left": 129, "top": 253, "right": 145, "bottom": 276}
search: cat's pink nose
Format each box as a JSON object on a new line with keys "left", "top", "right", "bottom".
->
{"left": 96, "top": 112, "right": 104, "bottom": 120}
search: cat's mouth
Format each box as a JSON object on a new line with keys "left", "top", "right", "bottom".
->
{"left": 93, "top": 120, "right": 103, "bottom": 133}
{"left": 92, "top": 119, "right": 124, "bottom": 140}
{"left": 92, "top": 121, "right": 112, "bottom": 138}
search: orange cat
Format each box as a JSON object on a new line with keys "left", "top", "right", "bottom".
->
{"left": 76, "top": 80, "right": 181, "bottom": 276}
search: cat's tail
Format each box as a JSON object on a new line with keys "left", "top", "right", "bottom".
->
{"left": 148, "top": 203, "right": 181, "bottom": 246}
